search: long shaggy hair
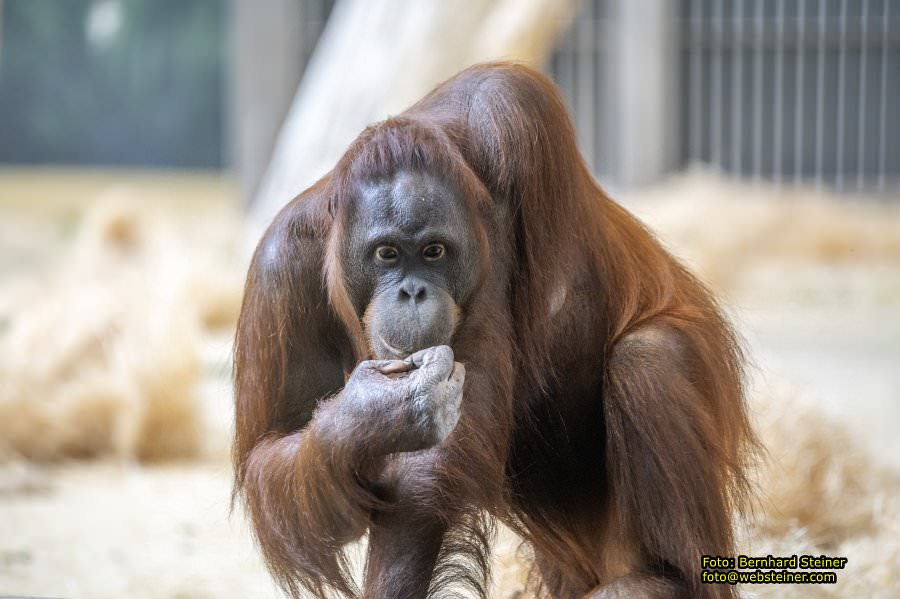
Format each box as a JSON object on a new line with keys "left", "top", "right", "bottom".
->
{"left": 233, "top": 62, "right": 756, "bottom": 598}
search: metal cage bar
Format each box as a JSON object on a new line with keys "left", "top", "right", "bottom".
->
{"left": 546, "top": 0, "right": 898, "bottom": 191}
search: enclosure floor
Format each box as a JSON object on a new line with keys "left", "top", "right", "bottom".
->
{"left": 2, "top": 170, "right": 899, "bottom": 598}
{"left": 1, "top": 462, "right": 280, "bottom": 599}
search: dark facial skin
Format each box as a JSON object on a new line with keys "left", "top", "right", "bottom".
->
{"left": 341, "top": 171, "right": 480, "bottom": 360}
{"left": 323, "top": 170, "right": 473, "bottom": 469}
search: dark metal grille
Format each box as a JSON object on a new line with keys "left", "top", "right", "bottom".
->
{"left": 547, "top": 0, "right": 900, "bottom": 191}
{"left": 547, "top": 0, "right": 616, "bottom": 180}
{"left": 681, "top": 0, "right": 899, "bottom": 191}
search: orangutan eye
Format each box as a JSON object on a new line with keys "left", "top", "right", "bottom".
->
{"left": 375, "top": 245, "right": 399, "bottom": 263}
{"left": 422, "top": 243, "right": 445, "bottom": 261}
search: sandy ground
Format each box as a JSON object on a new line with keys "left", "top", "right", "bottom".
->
{"left": 744, "top": 307, "right": 900, "bottom": 467}
{"left": 3, "top": 308, "right": 897, "bottom": 599}
{"left": 2, "top": 169, "right": 899, "bottom": 598}
{"left": 1, "top": 462, "right": 279, "bottom": 599}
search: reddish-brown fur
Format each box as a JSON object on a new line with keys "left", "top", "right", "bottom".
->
{"left": 233, "top": 62, "right": 756, "bottom": 598}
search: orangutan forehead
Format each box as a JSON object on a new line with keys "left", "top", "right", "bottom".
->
{"left": 351, "top": 171, "right": 466, "bottom": 234}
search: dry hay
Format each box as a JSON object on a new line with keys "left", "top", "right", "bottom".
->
{"left": 488, "top": 378, "right": 900, "bottom": 598}
{"left": 630, "top": 170, "right": 900, "bottom": 307}
{"left": 2, "top": 379, "right": 896, "bottom": 598}
{"left": 738, "top": 378, "right": 900, "bottom": 598}
{"left": 0, "top": 193, "right": 244, "bottom": 462}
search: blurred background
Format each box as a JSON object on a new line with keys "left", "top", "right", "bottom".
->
{"left": 0, "top": 1, "right": 898, "bottom": 598}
